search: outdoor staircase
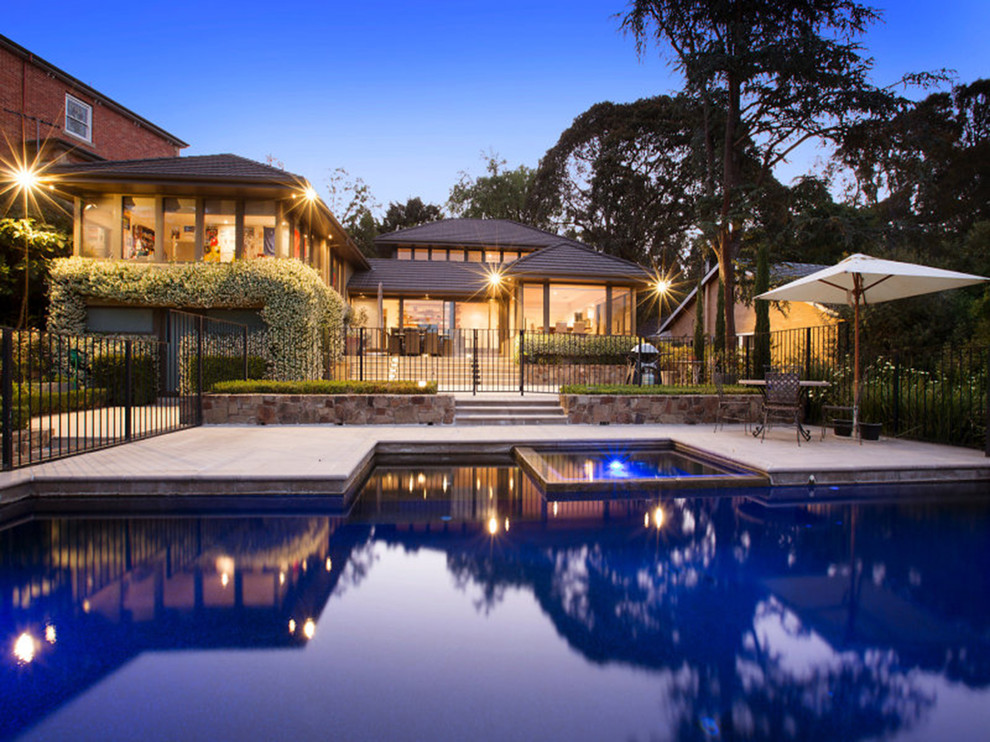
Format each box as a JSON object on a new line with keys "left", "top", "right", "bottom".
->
{"left": 454, "top": 396, "right": 569, "bottom": 425}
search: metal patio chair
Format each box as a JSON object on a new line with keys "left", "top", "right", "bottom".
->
{"left": 759, "top": 371, "right": 804, "bottom": 445}
{"left": 713, "top": 371, "right": 751, "bottom": 433}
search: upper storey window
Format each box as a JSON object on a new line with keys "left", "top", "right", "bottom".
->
{"left": 65, "top": 94, "right": 93, "bottom": 142}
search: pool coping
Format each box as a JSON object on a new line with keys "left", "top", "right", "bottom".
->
{"left": 1, "top": 424, "right": 988, "bottom": 514}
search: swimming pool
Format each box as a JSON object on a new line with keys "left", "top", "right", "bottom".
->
{"left": 2, "top": 463, "right": 988, "bottom": 741}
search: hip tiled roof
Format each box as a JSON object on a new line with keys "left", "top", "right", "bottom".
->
{"left": 375, "top": 218, "right": 584, "bottom": 249}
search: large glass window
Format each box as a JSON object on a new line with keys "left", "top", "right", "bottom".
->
{"left": 123, "top": 197, "right": 155, "bottom": 261}
{"left": 403, "top": 300, "right": 445, "bottom": 330}
{"left": 382, "top": 299, "right": 401, "bottom": 329}
{"left": 397, "top": 248, "right": 412, "bottom": 260}
{"left": 522, "top": 284, "right": 545, "bottom": 333}
{"left": 467, "top": 250, "right": 483, "bottom": 263}
{"left": 164, "top": 198, "right": 196, "bottom": 262}
{"left": 204, "top": 200, "right": 236, "bottom": 262}
{"left": 80, "top": 195, "right": 116, "bottom": 258}
{"left": 549, "top": 284, "right": 607, "bottom": 334}
{"left": 244, "top": 200, "right": 276, "bottom": 260}
{"left": 448, "top": 249, "right": 465, "bottom": 262}
{"left": 455, "top": 301, "right": 496, "bottom": 330}
{"left": 611, "top": 287, "right": 633, "bottom": 335}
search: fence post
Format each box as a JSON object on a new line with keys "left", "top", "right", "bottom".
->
{"left": 359, "top": 328, "right": 365, "bottom": 382}
{"left": 472, "top": 329, "right": 479, "bottom": 396}
{"left": 242, "top": 325, "right": 249, "bottom": 381}
{"left": 985, "top": 349, "right": 989, "bottom": 457}
{"left": 196, "top": 315, "right": 204, "bottom": 426}
{"left": 124, "top": 340, "right": 133, "bottom": 441}
{"left": 892, "top": 352, "right": 901, "bottom": 437}
{"left": 519, "top": 330, "right": 525, "bottom": 396}
{"left": 2, "top": 328, "right": 12, "bottom": 470}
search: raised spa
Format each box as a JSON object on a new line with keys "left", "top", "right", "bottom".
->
{"left": 513, "top": 441, "right": 767, "bottom": 494}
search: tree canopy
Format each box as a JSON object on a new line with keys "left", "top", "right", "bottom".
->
{"left": 621, "top": 0, "right": 910, "bottom": 351}
{"left": 447, "top": 152, "right": 542, "bottom": 224}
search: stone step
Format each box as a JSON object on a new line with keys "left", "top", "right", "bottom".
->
{"left": 455, "top": 413, "right": 568, "bottom": 426}
{"left": 454, "top": 396, "right": 567, "bottom": 425}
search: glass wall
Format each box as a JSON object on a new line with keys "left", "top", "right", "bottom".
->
{"left": 611, "top": 287, "right": 633, "bottom": 335}
{"left": 164, "top": 198, "right": 196, "bottom": 261}
{"left": 522, "top": 284, "right": 545, "bottom": 333}
{"left": 80, "top": 195, "right": 117, "bottom": 258}
{"left": 244, "top": 200, "right": 276, "bottom": 260}
{"left": 204, "top": 200, "right": 236, "bottom": 262}
{"left": 123, "top": 197, "right": 155, "bottom": 261}
{"left": 403, "top": 299, "right": 445, "bottom": 330}
{"left": 548, "top": 284, "right": 608, "bottom": 334}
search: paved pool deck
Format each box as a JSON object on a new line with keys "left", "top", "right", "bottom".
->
{"left": 2, "top": 416, "right": 988, "bottom": 509}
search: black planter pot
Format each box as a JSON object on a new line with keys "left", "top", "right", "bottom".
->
{"left": 833, "top": 419, "right": 853, "bottom": 437}
{"left": 860, "top": 422, "right": 882, "bottom": 441}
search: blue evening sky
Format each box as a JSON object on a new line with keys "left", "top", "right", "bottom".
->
{"left": 4, "top": 1, "right": 988, "bottom": 212}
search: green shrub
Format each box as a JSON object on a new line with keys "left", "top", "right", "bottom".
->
{"left": 185, "top": 354, "right": 268, "bottom": 391}
{"left": 211, "top": 379, "right": 437, "bottom": 395}
{"left": 89, "top": 352, "right": 158, "bottom": 405}
{"left": 560, "top": 383, "right": 760, "bottom": 395}
{"left": 517, "top": 334, "right": 634, "bottom": 365}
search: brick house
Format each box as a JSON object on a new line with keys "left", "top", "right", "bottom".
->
{"left": 0, "top": 33, "right": 187, "bottom": 165}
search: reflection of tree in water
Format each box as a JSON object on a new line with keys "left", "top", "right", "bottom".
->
{"left": 333, "top": 526, "right": 378, "bottom": 598}
{"left": 432, "top": 497, "right": 984, "bottom": 741}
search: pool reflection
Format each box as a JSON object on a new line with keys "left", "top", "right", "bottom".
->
{"left": 1, "top": 466, "right": 988, "bottom": 740}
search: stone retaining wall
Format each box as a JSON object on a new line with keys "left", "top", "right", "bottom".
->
{"left": 560, "top": 393, "right": 760, "bottom": 425}
{"left": 203, "top": 394, "right": 455, "bottom": 425}
{"left": 525, "top": 364, "right": 628, "bottom": 386}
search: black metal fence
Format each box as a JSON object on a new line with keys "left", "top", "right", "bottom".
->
{"left": 1, "top": 312, "right": 250, "bottom": 471}
{"left": 3, "top": 317, "right": 987, "bottom": 466}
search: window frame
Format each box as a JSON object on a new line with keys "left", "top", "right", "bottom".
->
{"left": 64, "top": 93, "right": 93, "bottom": 143}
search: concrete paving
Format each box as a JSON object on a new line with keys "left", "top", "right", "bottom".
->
{"left": 2, "top": 421, "right": 988, "bottom": 508}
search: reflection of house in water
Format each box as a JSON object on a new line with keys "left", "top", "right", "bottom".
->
{"left": 0, "top": 516, "right": 362, "bottom": 740}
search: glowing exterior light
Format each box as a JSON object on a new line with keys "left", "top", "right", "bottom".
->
{"left": 288, "top": 619, "right": 297, "bottom": 634}
{"left": 13, "top": 166, "right": 40, "bottom": 192}
{"left": 279, "top": 571, "right": 286, "bottom": 585}
{"left": 552, "top": 502, "right": 559, "bottom": 517}
{"left": 417, "top": 473, "right": 426, "bottom": 485}
{"left": 417, "top": 379, "right": 427, "bottom": 389}
{"left": 82, "top": 600, "right": 91, "bottom": 613}
{"left": 487, "top": 517, "right": 499, "bottom": 535}
{"left": 221, "top": 572, "right": 230, "bottom": 588}
{"left": 325, "top": 557, "right": 333, "bottom": 572}
{"left": 303, "top": 618, "right": 316, "bottom": 640}
{"left": 654, "top": 277, "right": 671, "bottom": 297}
{"left": 303, "top": 186, "right": 318, "bottom": 202}
{"left": 45, "top": 625, "right": 56, "bottom": 644}
{"left": 488, "top": 271, "right": 503, "bottom": 289}
{"left": 13, "top": 632, "right": 37, "bottom": 664}
{"left": 504, "top": 518, "right": 510, "bottom": 532}
{"left": 644, "top": 512, "right": 650, "bottom": 528}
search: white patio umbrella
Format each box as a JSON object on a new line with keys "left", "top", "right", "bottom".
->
{"left": 757, "top": 253, "right": 988, "bottom": 432}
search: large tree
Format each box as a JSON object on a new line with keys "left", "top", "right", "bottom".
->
{"left": 529, "top": 95, "right": 706, "bottom": 267}
{"left": 447, "top": 152, "right": 542, "bottom": 224}
{"left": 0, "top": 218, "right": 70, "bottom": 328}
{"left": 622, "top": 0, "right": 906, "bottom": 354}
{"left": 379, "top": 197, "right": 443, "bottom": 236}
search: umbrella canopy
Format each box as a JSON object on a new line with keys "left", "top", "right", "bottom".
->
{"left": 629, "top": 342, "right": 659, "bottom": 357}
{"left": 757, "top": 253, "right": 988, "bottom": 432}
{"left": 756, "top": 253, "right": 987, "bottom": 306}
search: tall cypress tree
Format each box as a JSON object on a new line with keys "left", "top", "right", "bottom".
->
{"left": 715, "top": 279, "right": 726, "bottom": 369}
{"left": 693, "top": 277, "right": 705, "bottom": 372}
{"left": 753, "top": 242, "right": 772, "bottom": 376}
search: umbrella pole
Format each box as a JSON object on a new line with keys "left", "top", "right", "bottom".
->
{"left": 853, "top": 278, "right": 861, "bottom": 440}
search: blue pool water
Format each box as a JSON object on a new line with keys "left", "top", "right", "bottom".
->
{"left": 2, "top": 464, "right": 989, "bottom": 741}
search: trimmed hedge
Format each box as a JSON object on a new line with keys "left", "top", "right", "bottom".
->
{"left": 560, "top": 383, "right": 761, "bottom": 395}
{"left": 186, "top": 354, "right": 268, "bottom": 392}
{"left": 211, "top": 379, "right": 438, "bottom": 395}
{"left": 48, "top": 257, "right": 345, "bottom": 380}
{"left": 90, "top": 352, "right": 158, "bottom": 405}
